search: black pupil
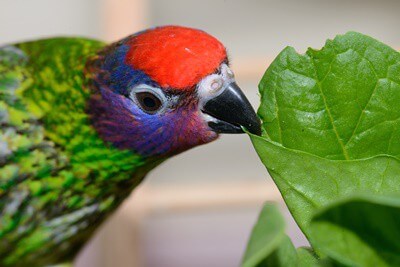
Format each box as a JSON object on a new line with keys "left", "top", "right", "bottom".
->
{"left": 137, "top": 92, "right": 162, "bottom": 112}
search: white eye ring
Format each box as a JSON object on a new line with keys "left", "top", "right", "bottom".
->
{"left": 129, "top": 84, "right": 168, "bottom": 114}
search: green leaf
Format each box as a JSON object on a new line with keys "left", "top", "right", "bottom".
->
{"left": 309, "top": 195, "right": 400, "bottom": 267}
{"left": 297, "top": 247, "right": 336, "bottom": 267}
{"left": 250, "top": 135, "right": 400, "bottom": 244}
{"left": 241, "top": 204, "right": 339, "bottom": 267}
{"left": 250, "top": 32, "right": 400, "bottom": 266}
{"left": 256, "top": 236, "right": 298, "bottom": 267}
{"left": 297, "top": 247, "right": 322, "bottom": 266}
{"left": 258, "top": 32, "right": 400, "bottom": 160}
{"left": 241, "top": 203, "right": 297, "bottom": 267}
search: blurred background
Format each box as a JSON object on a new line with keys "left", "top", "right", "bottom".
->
{"left": 1, "top": 0, "right": 400, "bottom": 266}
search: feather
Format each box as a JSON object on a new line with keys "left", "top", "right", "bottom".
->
{"left": 0, "top": 38, "right": 148, "bottom": 266}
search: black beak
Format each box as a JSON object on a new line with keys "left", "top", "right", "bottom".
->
{"left": 202, "top": 82, "right": 261, "bottom": 135}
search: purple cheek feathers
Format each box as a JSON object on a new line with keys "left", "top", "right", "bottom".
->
{"left": 86, "top": 40, "right": 218, "bottom": 158}
{"left": 88, "top": 86, "right": 218, "bottom": 158}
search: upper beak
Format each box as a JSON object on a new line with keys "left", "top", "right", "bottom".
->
{"left": 202, "top": 82, "right": 261, "bottom": 135}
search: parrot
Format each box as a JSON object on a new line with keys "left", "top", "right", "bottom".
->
{"left": 0, "top": 25, "right": 261, "bottom": 266}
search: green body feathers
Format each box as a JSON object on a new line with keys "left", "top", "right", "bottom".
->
{"left": 0, "top": 38, "right": 151, "bottom": 266}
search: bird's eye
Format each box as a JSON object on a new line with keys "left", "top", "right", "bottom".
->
{"left": 135, "top": 91, "right": 162, "bottom": 113}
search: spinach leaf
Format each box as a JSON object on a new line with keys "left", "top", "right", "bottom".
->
{"left": 250, "top": 135, "right": 400, "bottom": 244}
{"left": 297, "top": 247, "right": 337, "bottom": 267}
{"left": 249, "top": 32, "right": 400, "bottom": 266}
{"left": 258, "top": 32, "right": 400, "bottom": 160}
{"left": 241, "top": 203, "right": 297, "bottom": 267}
{"left": 309, "top": 195, "right": 400, "bottom": 266}
{"left": 241, "top": 203, "right": 338, "bottom": 267}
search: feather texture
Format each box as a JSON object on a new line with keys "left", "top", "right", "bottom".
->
{"left": 0, "top": 38, "right": 152, "bottom": 266}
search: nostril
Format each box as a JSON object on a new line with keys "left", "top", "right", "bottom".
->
{"left": 210, "top": 79, "right": 223, "bottom": 92}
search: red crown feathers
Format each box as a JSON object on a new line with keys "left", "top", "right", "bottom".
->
{"left": 125, "top": 26, "right": 227, "bottom": 90}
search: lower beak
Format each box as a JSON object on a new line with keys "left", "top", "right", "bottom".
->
{"left": 202, "top": 82, "right": 261, "bottom": 135}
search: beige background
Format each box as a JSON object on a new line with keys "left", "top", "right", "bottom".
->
{"left": 1, "top": 0, "right": 399, "bottom": 266}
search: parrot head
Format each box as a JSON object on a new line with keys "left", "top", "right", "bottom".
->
{"left": 87, "top": 25, "right": 261, "bottom": 158}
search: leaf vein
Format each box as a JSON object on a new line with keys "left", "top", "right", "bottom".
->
{"left": 309, "top": 56, "right": 350, "bottom": 160}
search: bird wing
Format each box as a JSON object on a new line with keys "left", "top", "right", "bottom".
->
{"left": 0, "top": 43, "right": 74, "bottom": 265}
{"left": 0, "top": 38, "right": 123, "bottom": 267}
{"left": 0, "top": 38, "right": 144, "bottom": 266}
